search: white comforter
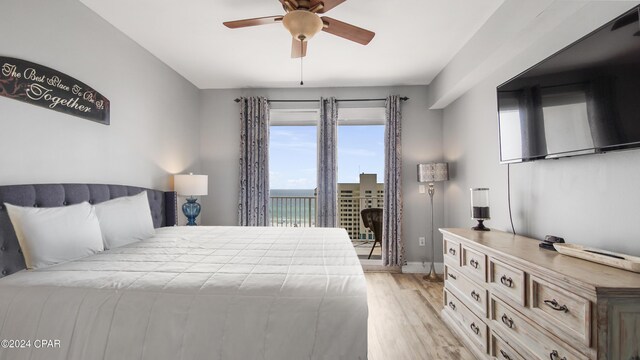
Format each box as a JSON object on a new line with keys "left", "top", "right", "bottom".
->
{"left": 0, "top": 226, "right": 367, "bottom": 360}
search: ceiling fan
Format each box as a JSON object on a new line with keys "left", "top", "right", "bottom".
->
{"left": 223, "top": 0, "right": 375, "bottom": 58}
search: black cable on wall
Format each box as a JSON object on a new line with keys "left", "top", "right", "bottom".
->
{"left": 507, "top": 163, "right": 516, "bottom": 235}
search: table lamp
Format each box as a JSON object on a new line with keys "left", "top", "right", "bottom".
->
{"left": 174, "top": 173, "right": 208, "bottom": 226}
{"left": 417, "top": 162, "right": 449, "bottom": 282}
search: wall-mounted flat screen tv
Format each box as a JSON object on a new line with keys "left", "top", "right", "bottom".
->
{"left": 497, "top": 6, "right": 640, "bottom": 163}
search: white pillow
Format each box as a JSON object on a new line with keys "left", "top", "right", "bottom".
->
{"left": 5, "top": 201, "right": 104, "bottom": 270}
{"left": 94, "top": 191, "right": 155, "bottom": 249}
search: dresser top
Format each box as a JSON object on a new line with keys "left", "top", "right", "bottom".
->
{"left": 440, "top": 228, "right": 640, "bottom": 293}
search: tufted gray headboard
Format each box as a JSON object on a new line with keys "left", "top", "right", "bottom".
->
{"left": 0, "top": 184, "right": 177, "bottom": 278}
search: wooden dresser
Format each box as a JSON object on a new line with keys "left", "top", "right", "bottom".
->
{"left": 439, "top": 228, "right": 640, "bottom": 360}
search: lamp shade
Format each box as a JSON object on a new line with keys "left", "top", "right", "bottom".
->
{"left": 282, "top": 10, "right": 323, "bottom": 40}
{"left": 174, "top": 174, "right": 208, "bottom": 196}
{"left": 417, "top": 163, "right": 449, "bottom": 183}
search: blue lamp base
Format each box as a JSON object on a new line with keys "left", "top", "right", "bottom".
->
{"left": 182, "top": 197, "right": 201, "bottom": 226}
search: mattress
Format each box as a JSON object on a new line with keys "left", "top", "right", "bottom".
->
{"left": 0, "top": 226, "right": 368, "bottom": 360}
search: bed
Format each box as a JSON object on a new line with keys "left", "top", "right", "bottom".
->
{"left": 0, "top": 184, "right": 368, "bottom": 360}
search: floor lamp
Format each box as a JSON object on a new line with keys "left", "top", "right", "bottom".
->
{"left": 417, "top": 163, "right": 449, "bottom": 282}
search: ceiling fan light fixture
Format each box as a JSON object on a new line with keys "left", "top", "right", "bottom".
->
{"left": 282, "top": 10, "right": 323, "bottom": 40}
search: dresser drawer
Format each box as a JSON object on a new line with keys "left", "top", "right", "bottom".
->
{"left": 444, "top": 237, "right": 461, "bottom": 266}
{"left": 461, "top": 245, "right": 487, "bottom": 283}
{"left": 490, "top": 296, "right": 588, "bottom": 360}
{"left": 530, "top": 276, "right": 591, "bottom": 346}
{"left": 489, "top": 257, "right": 526, "bottom": 306}
{"left": 491, "top": 332, "right": 527, "bottom": 360}
{"left": 445, "top": 265, "right": 488, "bottom": 318}
{"left": 444, "top": 289, "right": 489, "bottom": 353}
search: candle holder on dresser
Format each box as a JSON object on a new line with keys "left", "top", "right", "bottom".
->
{"left": 470, "top": 188, "right": 490, "bottom": 231}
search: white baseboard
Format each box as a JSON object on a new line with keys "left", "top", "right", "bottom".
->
{"left": 402, "top": 261, "right": 444, "bottom": 274}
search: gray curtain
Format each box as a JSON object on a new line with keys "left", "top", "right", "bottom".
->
{"left": 382, "top": 95, "right": 404, "bottom": 266}
{"left": 238, "top": 97, "right": 270, "bottom": 226}
{"left": 316, "top": 97, "right": 338, "bottom": 228}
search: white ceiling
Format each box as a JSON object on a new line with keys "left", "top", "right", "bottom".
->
{"left": 79, "top": 0, "right": 504, "bottom": 89}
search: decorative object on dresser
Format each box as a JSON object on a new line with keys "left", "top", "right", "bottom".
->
{"left": 539, "top": 234, "right": 565, "bottom": 251}
{"left": 174, "top": 173, "right": 208, "bottom": 226}
{"left": 440, "top": 228, "right": 640, "bottom": 360}
{"left": 417, "top": 162, "right": 449, "bottom": 282}
{"left": 470, "top": 188, "right": 490, "bottom": 231}
{"left": 553, "top": 243, "right": 640, "bottom": 273}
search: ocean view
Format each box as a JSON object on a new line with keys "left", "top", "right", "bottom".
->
{"left": 269, "top": 189, "right": 316, "bottom": 227}
{"left": 270, "top": 189, "right": 315, "bottom": 197}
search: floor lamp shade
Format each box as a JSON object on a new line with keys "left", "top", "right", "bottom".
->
{"left": 417, "top": 163, "right": 449, "bottom": 183}
{"left": 174, "top": 174, "right": 208, "bottom": 226}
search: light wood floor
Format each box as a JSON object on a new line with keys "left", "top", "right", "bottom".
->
{"left": 365, "top": 273, "right": 475, "bottom": 360}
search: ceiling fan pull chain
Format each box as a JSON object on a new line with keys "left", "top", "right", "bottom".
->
{"left": 300, "top": 38, "right": 304, "bottom": 86}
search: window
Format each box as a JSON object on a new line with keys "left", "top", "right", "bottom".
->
{"left": 268, "top": 106, "right": 386, "bottom": 262}
{"left": 269, "top": 109, "right": 319, "bottom": 228}
{"left": 269, "top": 125, "right": 317, "bottom": 191}
{"left": 336, "top": 107, "right": 385, "bottom": 261}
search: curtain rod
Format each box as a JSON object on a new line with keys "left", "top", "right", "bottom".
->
{"left": 233, "top": 97, "right": 409, "bottom": 103}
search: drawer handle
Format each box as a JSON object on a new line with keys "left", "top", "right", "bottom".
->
{"left": 549, "top": 350, "right": 567, "bottom": 360}
{"left": 501, "top": 313, "right": 514, "bottom": 328}
{"left": 471, "top": 290, "right": 480, "bottom": 302}
{"left": 470, "top": 259, "right": 479, "bottom": 268}
{"left": 500, "top": 350, "right": 513, "bottom": 360}
{"left": 500, "top": 275, "right": 513, "bottom": 288}
{"left": 449, "top": 248, "right": 456, "bottom": 255}
{"left": 448, "top": 301, "right": 456, "bottom": 311}
{"left": 470, "top": 322, "right": 480, "bottom": 335}
{"left": 544, "top": 299, "right": 569, "bottom": 313}
{"left": 448, "top": 273, "right": 457, "bottom": 280}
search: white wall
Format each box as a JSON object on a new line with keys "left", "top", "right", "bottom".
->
{"left": 0, "top": 0, "right": 201, "bottom": 194}
{"left": 199, "top": 86, "right": 444, "bottom": 263}
{"left": 442, "top": 9, "right": 640, "bottom": 256}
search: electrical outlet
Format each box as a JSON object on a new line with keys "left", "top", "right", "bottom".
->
{"left": 419, "top": 237, "right": 426, "bottom": 246}
{"left": 419, "top": 184, "right": 426, "bottom": 194}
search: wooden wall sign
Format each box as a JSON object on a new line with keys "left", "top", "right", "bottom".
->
{"left": 0, "top": 56, "right": 110, "bottom": 125}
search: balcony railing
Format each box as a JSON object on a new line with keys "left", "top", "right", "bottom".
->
{"left": 268, "top": 195, "right": 384, "bottom": 243}
{"left": 270, "top": 196, "right": 316, "bottom": 227}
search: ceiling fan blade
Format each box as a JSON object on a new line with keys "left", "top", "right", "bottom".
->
{"left": 279, "top": 0, "right": 301, "bottom": 12}
{"left": 320, "top": 17, "right": 375, "bottom": 45}
{"left": 291, "top": 38, "right": 308, "bottom": 58}
{"left": 223, "top": 16, "right": 283, "bottom": 29}
{"left": 311, "top": 0, "right": 346, "bottom": 13}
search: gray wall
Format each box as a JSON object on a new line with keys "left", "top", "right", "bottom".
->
{"left": 442, "top": 4, "right": 640, "bottom": 257}
{"left": 199, "top": 86, "right": 444, "bottom": 263}
{"left": 0, "top": 0, "right": 201, "bottom": 194}
{"left": 443, "top": 72, "right": 640, "bottom": 257}
{"left": 11, "top": 0, "right": 634, "bottom": 261}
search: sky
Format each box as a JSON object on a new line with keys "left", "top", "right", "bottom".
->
{"left": 270, "top": 125, "right": 384, "bottom": 189}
